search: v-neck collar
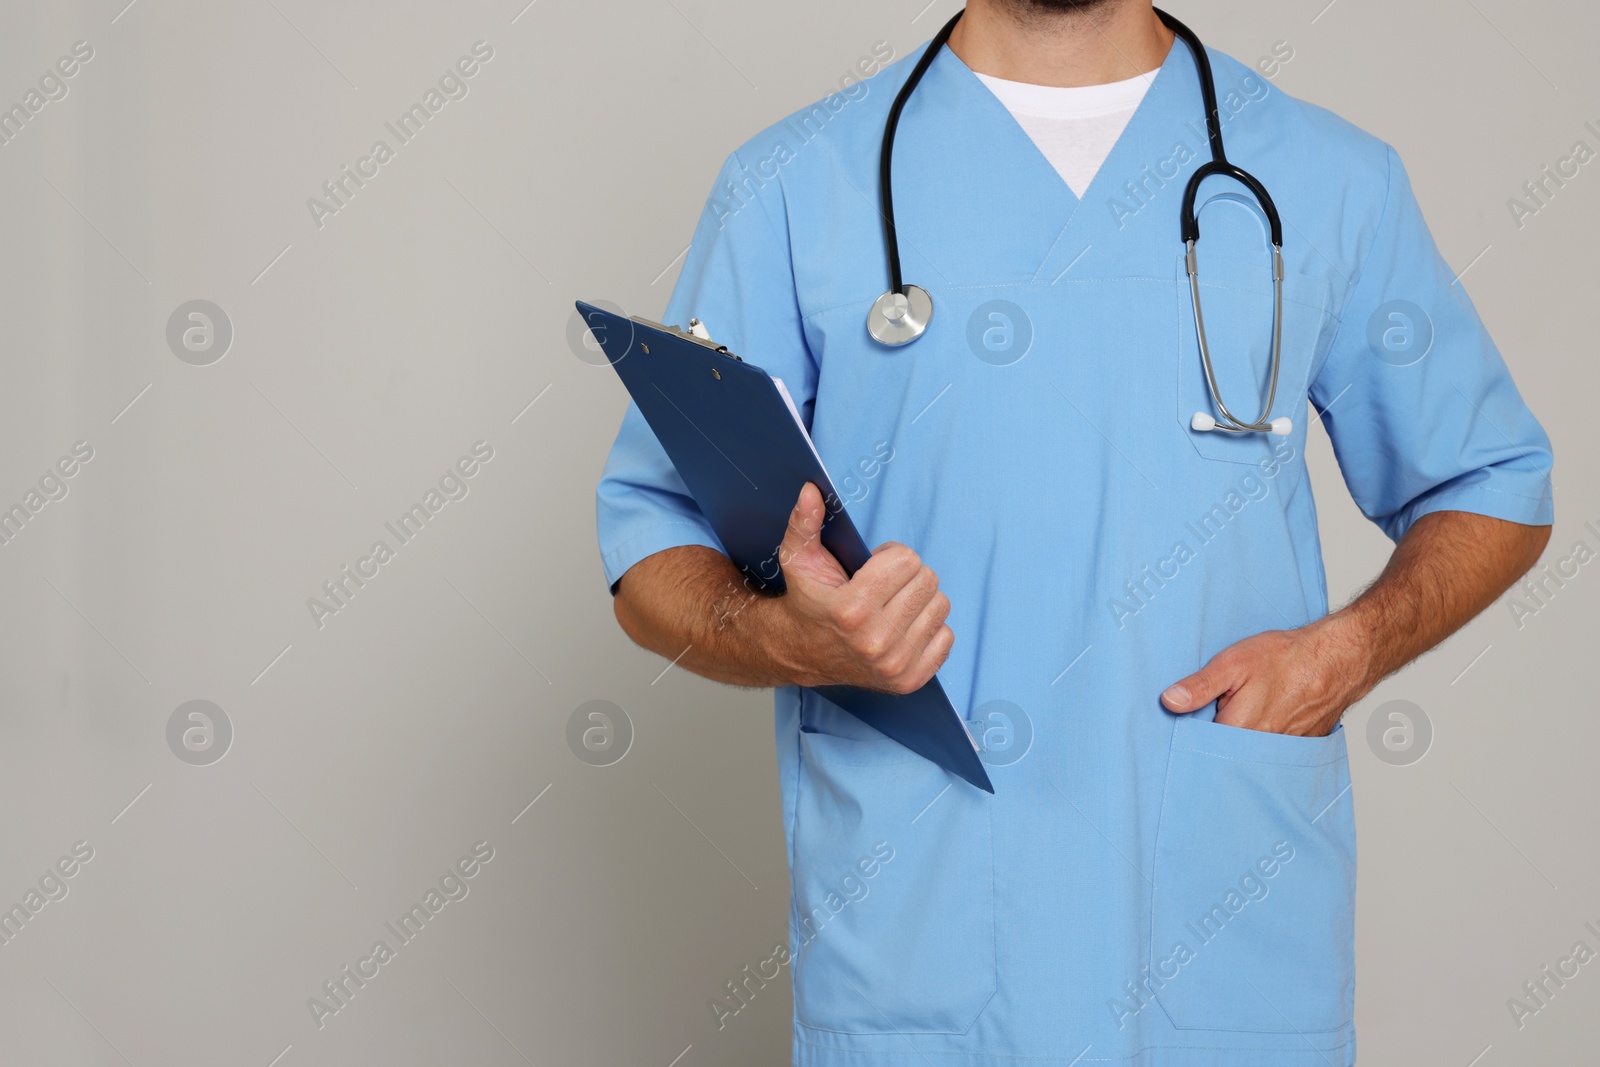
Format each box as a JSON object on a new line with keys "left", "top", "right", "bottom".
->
{"left": 959, "top": 53, "right": 1168, "bottom": 214}
{"left": 888, "top": 31, "right": 1206, "bottom": 286}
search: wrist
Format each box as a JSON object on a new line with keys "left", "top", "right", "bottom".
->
{"left": 744, "top": 589, "right": 824, "bottom": 688}
{"left": 1310, "top": 608, "right": 1380, "bottom": 704}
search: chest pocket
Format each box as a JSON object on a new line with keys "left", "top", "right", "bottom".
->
{"left": 1173, "top": 246, "right": 1333, "bottom": 466}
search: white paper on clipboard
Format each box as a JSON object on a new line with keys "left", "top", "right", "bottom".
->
{"left": 772, "top": 377, "right": 835, "bottom": 487}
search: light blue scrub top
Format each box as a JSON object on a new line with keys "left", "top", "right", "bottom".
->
{"left": 596, "top": 36, "right": 1554, "bottom": 1067}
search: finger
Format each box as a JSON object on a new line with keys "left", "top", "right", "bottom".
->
{"left": 851, "top": 543, "right": 924, "bottom": 609}
{"left": 899, "top": 590, "right": 953, "bottom": 669}
{"left": 879, "top": 564, "right": 940, "bottom": 634}
{"left": 1212, "top": 687, "right": 1269, "bottom": 729}
{"left": 873, "top": 579, "right": 945, "bottom": 672}
{"left": 1161, "top": 656, "right": 1240, "bottom": 713}
{"left": 869, "top": 581, "right": 951, "bottom": 686}
{"left": 895, "top": 623, "right": 955, "bottom": 691}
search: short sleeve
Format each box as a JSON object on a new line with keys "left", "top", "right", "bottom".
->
{"left": 1309, "top": 145, "right": 1554, "bottom": 543}
{"left": 595, "top": 150, "right": 817, "bottom": 593}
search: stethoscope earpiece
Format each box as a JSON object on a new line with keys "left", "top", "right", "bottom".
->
{"left": 1192, "top": 412, "right": 1294, "bottom": 436}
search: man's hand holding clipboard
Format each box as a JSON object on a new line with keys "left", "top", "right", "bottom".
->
{"left": 580, "top": 301, "right": 993, "bottom": 793}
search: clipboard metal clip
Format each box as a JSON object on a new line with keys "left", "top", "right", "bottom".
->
{"left": 640, "top": 315, "right": 741, "bottom": 361}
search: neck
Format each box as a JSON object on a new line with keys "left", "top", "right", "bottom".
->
{"left": 946, "top": 0, "right": 1172, "bottom": 87}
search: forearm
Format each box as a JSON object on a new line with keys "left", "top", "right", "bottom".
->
{"left": 611, "top": 486, "right": 955, "bottom": 696}
{"left": 612, "top": 545, "right": 805, "bottom": 689}
{"left": 1318, "top": 509, "right": 1551, "bottom": 699}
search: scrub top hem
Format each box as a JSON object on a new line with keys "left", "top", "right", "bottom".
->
{"left": 794, "top": 1034, "right": 1355, "bottom": 1067}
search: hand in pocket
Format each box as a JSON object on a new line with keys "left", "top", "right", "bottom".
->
{"left": 1159, "top": 618, "right": 1369, "bottom": 737}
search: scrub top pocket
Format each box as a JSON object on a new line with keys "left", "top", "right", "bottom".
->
{"left": 791, "top": 727, "right": 996, "bottom": 1035}
{"left": 1173, "top": 250, "right": 1331, "bottom": 466}
{"left": 1148, "top": 714, "right": 1355, "bottom": 1034}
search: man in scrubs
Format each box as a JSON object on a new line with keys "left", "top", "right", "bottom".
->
{"left": 595, "top": 1, "right": 1554, "bottom": 1064}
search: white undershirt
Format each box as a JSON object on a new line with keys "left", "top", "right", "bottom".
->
{"left": 973, "top": 68, "right": 1156, "bottom": 198}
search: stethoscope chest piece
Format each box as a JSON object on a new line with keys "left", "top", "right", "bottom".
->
{"left": 867, "top": 285, "right": 933, "bottom": 346}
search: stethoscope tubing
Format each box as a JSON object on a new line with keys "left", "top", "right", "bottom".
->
{"left": 877, "top": 12, "right": 963, "bottom": 298}
{"left": 871, "top": 7, "right": 1292, "bottom": 437}
{"left": 1187, "top": 242, "right": 1286, "bottom": 433}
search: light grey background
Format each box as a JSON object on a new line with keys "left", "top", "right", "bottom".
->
{"left": 0, "top": 1, "right": 1593, "bottom": 1065}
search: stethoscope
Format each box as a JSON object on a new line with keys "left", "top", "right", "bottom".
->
{"left": 869, "top": 7, "right": 1292, "bottom": 437}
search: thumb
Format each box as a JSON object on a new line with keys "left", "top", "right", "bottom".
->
{"left": 1161, "top": 657, "right": 1238, "bottom": 714}
{"left": 778, "top": 482, "right": 843, "bottom": 580}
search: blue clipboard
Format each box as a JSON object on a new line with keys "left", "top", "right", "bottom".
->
{"left": 582, "top": 301, "right": 993, "bottom": 794}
